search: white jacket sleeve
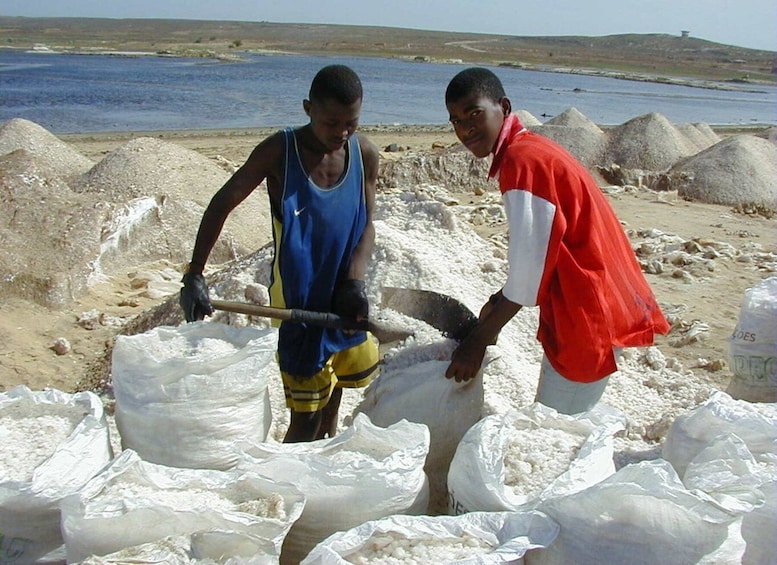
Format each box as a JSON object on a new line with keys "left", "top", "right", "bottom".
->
{"left": 501, "top": 188, "right": 556, "bottom": 306}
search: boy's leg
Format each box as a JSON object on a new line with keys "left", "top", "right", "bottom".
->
{"left": 318, "top": 387, "right": 343, "bottom": 440}
{"left": 280, "top": 362, "right": 337, "bottom": 443}
{"left": 323, "top": 334, "right": 380, "bottom": 437}
{"left": 535, "top": 354, "right": 610, "bottom": 415}
{"left": 285, "top": 409, "right": 323, "bottom": 443}
{"left": 279, "top": 334, "right": 378, "bottom": 442}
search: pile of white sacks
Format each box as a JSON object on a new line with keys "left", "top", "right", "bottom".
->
{"left": 1, "top": 317, "right": 775, "bottom": 564}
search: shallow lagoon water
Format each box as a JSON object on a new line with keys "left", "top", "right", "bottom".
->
{"left": 1, "top": 49, "right": 775, "bottom": 132}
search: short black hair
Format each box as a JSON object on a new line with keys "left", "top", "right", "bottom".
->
{"left": 309, "top": 65, "right": 363, "bottom": 105}
{"left": 445, "top": 67, "right": 506, "bottom": 105}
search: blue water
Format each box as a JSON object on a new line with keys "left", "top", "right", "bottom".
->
{"left": 1, "top": 49, "right": 775, "bottom": 133}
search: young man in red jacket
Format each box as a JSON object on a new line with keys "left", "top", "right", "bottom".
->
{"left": 444, "top": 67, "right": 670, "bottom": 414}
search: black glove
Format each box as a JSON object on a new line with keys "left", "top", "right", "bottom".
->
{"left": 179, "top": 272, "right": 214, "bottom": 322}
{"left": 331, "top": 279, "right": 369, "bottom": 320}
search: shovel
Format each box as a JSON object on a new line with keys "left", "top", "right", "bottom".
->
{"left": 210, "top": 300, "right": 414, "bottom": 343}
{"left": 380, "top": 287, "right": 479, "bottom": 341}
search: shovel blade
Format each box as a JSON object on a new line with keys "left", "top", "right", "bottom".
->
{"left": 380, "top": 287, "right": 478, "bottom": 341}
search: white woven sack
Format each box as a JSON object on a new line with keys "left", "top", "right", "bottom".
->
{"left": 447, "top": 403, "right": 624, "bottom": 514}
{"left": 60, "top": 449, "right": 305, "bottom": 563}
{"left": 352, "top": 359, "right": 484, "bottom": 514}
{"left": 0, "top": 386, "right": 111, "bottom": 564}
{"left": 236, "top": 413, "right": 430, "bottom": 565}
{"left": 302, "top": 510, "right": 559, "bottom": 565}
{"left": 662, "top": 390, "right": 777, "bottom": 477}
{"left": 111, "top": 321, "right": 276, "bottom": 470}
{"left": 727, "top": 276, "right": 777, "bottom": 402}
{"left": 681, "top": 432, "right": 777, "bottom": 565}
{"left": 527, "top": 460, "right": 747, "bottom": 565}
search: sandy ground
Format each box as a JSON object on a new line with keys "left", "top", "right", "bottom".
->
{"left": 1, "top": 126, "right": 774, "bottom": 396}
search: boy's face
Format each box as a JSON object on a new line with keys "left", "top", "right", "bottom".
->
{"left": 447, "top": 93, "right": 509, "bottom": 158}
{"left": 304, "top": 97, "right": 361, "bottom": 152}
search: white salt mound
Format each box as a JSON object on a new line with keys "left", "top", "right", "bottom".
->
{"left": 676, "top": 123, "right": 719, "bottom": 152}
{"left": 70, "top": 137, "right": 228, "bottom": 203}
{"left": 531, "top": 124, "right": 605, "bottom": 167}
{"left": 0, "top": 154, "right": 107, "bottom": 307}
{"left": 71, "top": 136, "right": 272, "bottom": 251}
{"left": 536, "top": 108, "right": 605, "bottom": 167}
{"left": 692, "top": 122, "right": 722, "bottom": 146}
{"left": 0, "top": 118, "right": 94, "bottom": 180}
{"left": 670, "top": 135, "right": 777, "bottom": 210}
{"left": 545, "top": 107, "right": 603, "bottom": 134}
{"left": 516, "top": 109, "right": 543, "bottom": 127}
{"left": 600, "top": 112, "right": 699, "bottom": 170}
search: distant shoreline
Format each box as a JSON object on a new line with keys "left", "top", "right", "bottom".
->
{"left": 7, "top": 44, "right": 772, "bottom": 95}
{"left": 57, "top": 122, "right": 772, "bottom": 145}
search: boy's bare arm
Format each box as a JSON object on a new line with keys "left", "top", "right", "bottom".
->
{"left": 344, "top": 133, "right": 379, "bottom": 280}
{"left": 189, "top": 133, "right": 284, "bottom": 273}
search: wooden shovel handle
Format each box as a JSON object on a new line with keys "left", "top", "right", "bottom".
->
{"left": 210, "top": 300, "right": 368, "bottom": 331}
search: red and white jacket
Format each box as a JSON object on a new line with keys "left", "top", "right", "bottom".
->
{"left": 490, "top": 114, "right": 670, "bottom": 382}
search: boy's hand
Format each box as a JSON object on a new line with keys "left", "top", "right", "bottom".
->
{"left": 331, "top": 279, "right": 369, "bottom": 320}
{"left": 180, "top": 272, "right": 214, "bottom": 322}
{"left": 446, "top": 334, "right": 487, "bottom": 382}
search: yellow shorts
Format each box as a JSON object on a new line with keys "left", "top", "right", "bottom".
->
{"left": 280, "top": 333, "right": 379, "bottom": 413}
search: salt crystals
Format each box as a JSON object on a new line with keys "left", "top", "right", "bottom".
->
{"left": 503, "top": 427, "right": 585, "bottom": 497}
{"left": 0, "top": 402, "right": 83, "bottom": 482}
{"left": 150, "top": 335, "right": 241, "bottom": 361}
{"left": 345, "top": 531, "right": 493, "bottom": 564}
{"left": 98, "top": 482, "right": 287, "bottom": 520}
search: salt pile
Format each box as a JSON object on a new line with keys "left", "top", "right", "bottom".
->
{"left": 530, "top": 124, "right": 605, "bottom": 167}
{"left": 600, "top": 111, "right": 699, "bottom": 170}
{"left": 676, "top": 122, "right": 720, "bottom": 152}
{"left": 71, "top": 136, "right": 272, "bottom": 252}
{"left": 539, "top": 107, "right": 606, "bottom": 166}
{"left": 0, "top": 118, "right": 94, "bottom": 180}
{"left": 545, "top": 107, "right": 602, "bottom": 132}
{"left": 669, "top": 135, "right": 777, "bottom": 211}
{"left": 516, "top": 109, "right": 543, "bottom": 127}
{"left": 0, "top": 149, "right": 106, "bottom": 307}
{"left": 70, "top": 137, "right": 229, "bottom": 202}
{"left": 692, "top": 121, "right": 723, "bottom": 146}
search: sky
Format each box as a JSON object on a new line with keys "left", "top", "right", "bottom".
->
{"left": 2, "top": 0, "right": 776, "bottom": 52}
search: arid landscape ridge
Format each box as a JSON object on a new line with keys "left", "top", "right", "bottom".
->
{"left": 1, "top": 16, "right": 775, "bottom": 86}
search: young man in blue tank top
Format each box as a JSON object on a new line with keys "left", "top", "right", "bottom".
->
{"left": 180, "top": 65, "right": 380, "bottom": 442}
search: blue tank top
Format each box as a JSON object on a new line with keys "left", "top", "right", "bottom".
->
{"left": 270, "top": 128, "right": 367, "bottom": 377}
